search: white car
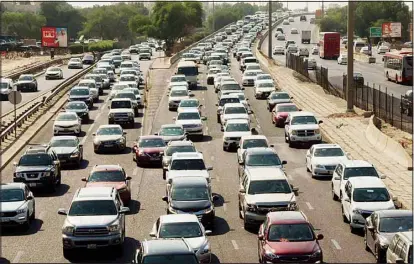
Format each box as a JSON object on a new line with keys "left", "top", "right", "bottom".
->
{"left": 276, "top": 34, "right": 286, "bottom": 41}
{"left": 168, "top": 74, "right": 189, "bottom": 90}
{"left": 286, "top": 44, "right": 298, "bottom": 54}
{"left": 312, "top": 46, "right": 319, "bottom": 55}
{"left": 220, "top": 103, "right": 249, "bottom": 127}
{"left": 360, "top": 46, "right": 372, "bottom": 56}
{"left": 114, "top": 91, "right": 139, "bottom": 115}
{"left": 341, "top": 177, "right": 395, "bottom": 233}
{"left": 166, "top": 152, "right": 212, "bottom": 183}
{"left": 273, "top": 46, "right": 285, "bottom": 55}
{"left": 232, "top": 92, "right": 249, "bottom": 110}
{"left": 215, "top": 76, "right": 234, "bottom": 93}
{"left": 290, "top": 28, "right": 299, "bottom": 34}
{"left": 284, "top": 111, "right": 322, "bottom": 147}
{"left": 222, "top": 119, "right": 254, "bottom": 151}
{"left": 256, "top": 73, "right": 273, "bottom": 83}
{"left": 245, "top": 63, "right": 261, "bottom": 72}
{"left": 168, "top": 86, "right": 191, "bottom": 110}
{"left": 305, "top": 58, "right": 317, "bottom": 69}
{"left": 119, "top": 74, "right": 139, "bottom": 88}
{"left": 177, "top": 98, "right": 202, "bottom": 114}
{"left": 45, "top": 67, "right": 63, "bottom": 80}
{"left": 242, "top": 70, "right": 262, "bottom": 86}
{"left": 237, "top": 135, "right": 272, "bottom": 164}
{"left": 337, "top": 54, "right": 348, "bottom": 65}
{"left": 109, "top": 84, "right": 128, "bottom": 100}
{"left": 67, "top": 58, "right": 83, "bottom": 69}
{"left": 305, "top": 144, "right": 349, "bottom": 178}
{"left": 254, "top": 80, "right": 276, "bottom": 99}
{"left": 206, "top": 68, "right": 222, "bottom": 85}
{"left": 78, "top": 79, "right": 99, "bottom": 102}
{"left": 124, "top": 88, "right": 142, "bottom": 107}
{"left": 288, "top": 17, "right": 294, "bottom": 22}
{"left": 298, "top": 48, "right": 309, "bottom": 57}
{"left": 377, "top": 45, "right": 390, "bottom": 54}
{"left": 174, "top": 108, "right": 205, "bottom": 139}
{"left": 53, "top": 112, "right": 82, "bottom": 136}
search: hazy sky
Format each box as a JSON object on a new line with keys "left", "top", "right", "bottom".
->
{"left": 69, "top": 0, "right": 412, "bottom": 11}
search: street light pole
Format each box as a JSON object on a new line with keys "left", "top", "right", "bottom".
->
{"left": 212, "top": 0, "right": 215, "bottom": 31}
{"left": 346, "top": 1, "right": 355, "bottom": 112}
{"left": 268, "top": 0, "right": 272, "bottom": 58}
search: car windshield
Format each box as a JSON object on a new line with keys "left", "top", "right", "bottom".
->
{"left": 220, "top": 98, "right": 240, "bottom": 106}
{"left": 277, "top": 105, "right": 298, "bottom": 112}
{"left": 111, "top": 100, "right": 131, "bottom": 109}
{"left": 257, "top": 75, "right": 272, "bottom": 80}
{"left": 225, "top": 107, "right": 246, "bottom": 114}
{"left": 70, "top": 59, "right": 81, "bottom": 63}
{"left": 170, "top": 159, "right": 206, "bottom": 170}
{"left": 177, "top": 67, "right": 197, "bottom": 76}
{"left": 122, "top": 71, "right": 136, "bottom": 76}
{"left": 180, "top": 100, "right": 198, "bottom": 108}
{"left": 353, "top": 188, "right": 390, "bottom": 202}
{"left": 69, "top": 200, "right": 117, "bottom": 216}
{"left": 221, "top": 84, "right": 241, "bottom": 90}
{"left": 19, "top": 153, "right": 52, "bottom": 166}
{"left": 171, "top": 90, "right": 188, "bottom": 97}
{"left": 88, "top": 170, "right": 125, "bottom": 182}
{"left": 343, "top": 167, "right": 379, "bottom": 180}
{"left": 245, "top": 59, "right": 257, "bottom": 63}
{"left": 113, "top": 85, "right": 128, "bottom": 91}
{"left": 121, "top": 64, "right": 133, "bottom": 68}
{"left": 243, "top": 139, "right": 268, "bottom": 149}
{"left": 57, "top": 114, "right": 77, "bottom": 121}
{"left": 139, "top": 139, "right": 165, "bottom": 148}
{"left": 246, "top": 153, "right": 282, "bottom": 166}
{"left": 120, "top": 76, "right": 135, "bottom": 82}
{"left": 165, "top": 146, "right": 196, "bottom": 156}
{"left": 171, "top": 186, "right": 209, "bottom": 201}
{"left": 258, "top": 82, "right": 274, "bottom": 88}
{"left": 244, "top": 72, "right": 257, "bottom": 76}
{"left": 19, "top": 75, "right": 33, "bottom": 81}
{"left": 291, "top": 116, "right": 317, "bottom": 125}
{"left": 78, "top": 82, "right": 94, "bottom": 88}
{"left": 96, "top": 127, "right": 122, "bottom": 135}
{"left": 226, "top": 123, "right": 249, "bottom": 132}
{"left": 171, "top": 76, "right": 187, "bottom": 82}
{"left": 50, "top": 139, "right": 77, "bottom": 147}
{"left": 49, "top": 67, "right": 60, "bottom": 71}
{"left": 177, "top": 112, "right": 200, "bottom": 120}
{"left": 314, "top": 148, "right": 344, "bottom": 157}
{"left": 354, "top": 73, "right": 363, "bottom": 78}
{"left": 0, "top": 189, "right": 24, "bottom": 202}
{"left": 236, "top": 94, "right": 246, "bottom": 101}
{"left": 268, "top": 224, "right": 314, "bottom": 242}
{"left": 209, "top": 69, "right": 221, "bottom": 74}
{"left": 70, "top": 88, "right": 89, "bottom": 96}
{"left": 143, "top": 255, "right": 199, "bottom": 264}
{"left": 115, "top": 93, "right": 135, "bottom": 100}
{"left": 66, "top": 102, "right": 87, "bottom": 110}
{"left": 248, "top": 179, "right": 292, "bottom": 194}
{"left": 379, "top": 216, "right": 413, "bottom": 233}
{"left": 112, "top": 56, "right": 121, "bottom": 60}
{"left": 159, "top": 222, "right": 202, "bottom": 238}
{"left": 160, "top": 127, "right": 184, "bottom": 136}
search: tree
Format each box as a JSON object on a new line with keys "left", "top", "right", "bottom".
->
{"left": 1, "top": 11, "right": 46, "bottom": 39}
{"left": 206, "top": 3, "right": 258, "bottom": 31}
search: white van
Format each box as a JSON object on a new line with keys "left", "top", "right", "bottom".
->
{"left": 176, "top": 60, "right": 198, "bottom": 89}
{"left": 353, "top": 40, "right": 366, "bottom": 53}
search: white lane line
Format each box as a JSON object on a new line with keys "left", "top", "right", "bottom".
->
{"left": 95, "top": 113, "right": 101, "bottom": 120}
{"left": 132, "top": 167, "right": 138, "bottom": 176}
{"left": 331, "top": 239, "right": 342, "bottom": 250}
{"left": 231, "top": 240, "right": 239, "bottom": 250}
{"left": 38, "top": 211, "right": 45, "bottom": 220}
{"left": 12, "top": 251, "right": 24, "bottom": 263}
{"left": 223, "top": 203, "right": 227, "bottom": 211}
{"left": 87, "top": 125, "right": 94, "bottom": 134}
{"left": 305, "top": 202, "right": 314, "bottom": 210}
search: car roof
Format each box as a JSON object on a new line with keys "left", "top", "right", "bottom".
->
{"left": 143, "top": 239, "right": 193, "bottom": 256}
{"left": 167, "top": 140, "right": 194, "bottom": 147}
{"left": 159, "top": 214, "right": 200, "bottom": 224}
{"left": 341, "top": 160, "right": 373, "bottom": 168}
{"left": 267, "top": 211, "right": 308, "bottom": 225}
{"left": 57, "top": 112, "right": 78, "bottom": 116}
{"left": 139, "top": 135, "right": 163, "bottom": 140}
{"left": 241, "top": 135, "right": 268, "bottom": 141}
{"left": 276, "top": 103, "right": 296, "bottom": 108}
{"left": 348, "top": 177, "right": 386, "bottom": 188}
{"left": 0, "top": 182, "right": 26, "bottom": 190}
{"left": 257, "top": 73, "right": 272, "bottom": 77}
{"left": 172, "top": 176, "right": 208, "bottom": 187}
{"left": 312, "top": 144, "right": 342, "bottom": 149}
{"left": 246, "top": 167, "right": 287, "bottom": 180}
{"left": 288, "top": 111, "right": 315, "bottom": 117}
{"left": 226, "top": 119, "right": 249, "bottom": 124}
{"left": 224, "top": 103, "right": 245, "bottom": 108}
{"left": 376, "top": 209, "right": 413, "bottom": 218}
{"left": 171, "top": 152, "right": 203, "bottom": 160}
{"left": 98, "top": 124, "right": 122, "bottom": 129}
{"left": 76, "top": 187, "right": 115, "bottom": 200}
{"left": 92, "top": 164, "right": 123, "bottom": 172}
{"left": 170, "top": 86, "right": 188, "bottom": 91}
{"left": 111, "top": 98, "right": 132, "bottom": 102}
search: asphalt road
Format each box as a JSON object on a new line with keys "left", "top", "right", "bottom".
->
{"left": 1, "top": 47, "right": 376, "bottom": 263}
{"left": 260, "top": 15, "right": 412, "bottom": 98}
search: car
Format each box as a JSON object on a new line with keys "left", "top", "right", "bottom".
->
{"left": 238, "top": 147, "right": 287, "bottom": 175}
{"left": 149, "top": 214, "right": 212, "bottom": 263}
{"left": 81, "top": 164, "right": 132, "bottom": 205}
{"left": 276, "top": 34, "right": 286, "bottom": 41}
{"left": 168, "top": 74, "right": 189, "bottom": 90}
{"left": 177, "top": 98, "right": 202, "bottom": 114}
{"left": 386, "top": 231, "right": 413, "bottom": 264}
{"left": 0, "top": 182, "right": 35, "bottom": 230}
{"left": 365, "top": 210, "right": 413, "bottom": 262}
{"left": 155, "top": 124, "right": 186, "bottom": 143}
{"left": 68, "top": 87, "right": 93, "bottom": 109}
{"left": 285, "top": 40, "right": 296, "bottom": 49}
{"left": 83, "top": 74, "right": 104, "bottom": 95}
{"left": 132, "top": 136, "right": 166, "bottom": 167}
{"left": 92, "top": 125, "right": 127, "bottom": 153}
{"left": 254, "top": 81, "right": 275, "bottom": 99}
{"left": 258, "top": 211, "right": 324, "bottom": 263}
{"left": 341, "top": 177, "right": 396, "bottom": 233}
{"left": 240, "top": 56, "right": 258, "bottom": 71}
{"left": 92, "top": 70, "right": 111, "bottom": 89}
{"left": 298, "top": 47, "right": 309, "bottom": 57}
{"left": 166, "top": 152, "right": 213, "bottom": 184}
{"left": 360, "top": 46, "right": 372, "bottom": 56}
{"left": 245, "top": 63, "right": 261, "bottom": 72}
{"left": 273, "top": 45, "right": 285, "bottom": 54}
{"left": 222, "top": 119, "right": 255, "bottom": 151}
{"left": 57, "top": 187, "right": 129, "bottom": 259}
{"left": 353, "top": 72, "right": 364, "bottom": 86}
{"left": 124, "top": 88, "right": 142, "bottom": 107}
{"left": 119, "top": 74, "right": 139, "bottom": 89}
{"left": 134, "top": 239, "right": 199, "bottom": 264}
{"left": 53, "top": 112, "right": 82, "bottom": 136}
{"left": 377, "top": 45, "right": 390, "bottom": 54}
{"left": 310, "top": 17, "right": 316, "bottom": 24}
{"left": 266, "top": 91, "right": 292, "bottom": 111}
{"left": 0, "top": 78, "right": 14, "bottom": 100}
{"left": 174, "top": 108, "right": 205, "bottom": 139}
{"left": 242, "top": 70, "right": 262, "bottom": 86}
{"left": 288, "top": 17, "right": 294, "bottom": 22}
{"left": 216, "top": 94, "right": 241, "bottom": 123}
{"left": 139, "top": 52, "right": 151, "bottom": 60}
{"left": 163, "top": 176, "right": 217, "bottom": 229}
{"left": 290, "top": 28, "right": 299, "bottom": 34}
{"left": 109, "top": 84, "right": 128, "bottom": 100}
{"left": 286, "top": 44, "right": 298, "bottom": 54}
{"left": 114, "top": 91, "right": 139, "bottom": 116}
{"left": 162, "top": 140, "right": 197, "bottom": 179}
{"left": 238, "top": 167, "right": 297, "bottom": 229}
{"left": 82, "top": 54, "right": 94, "bottom": 64}
{"left": 271, "top": 103, "right": 300, "bottom": 127}
{"left": 168, "top": 86, "right": 191, "bottom": 111}
{"left": 13, "top": 145, "right": 61, "bottom": 192}
{"left": 67, "top": 58, "right": 83, "bottom": 69}
{"left": 217, "top": 80, "right": 242, "bottom": 98}
{"left": 49, "top": 136, "right": 83, "bottom": 167}
{"left": 305, "top": 144, "right": 349, "bottom": 178}
{"left": 15, "top": 74, "right": 38, "bottom": 92}
{"left": 108, "top": 98, "right": 135, "bottom": 126}
{"left": 220, "top": 102, "right": 249, "bottom": 128}
{"left": 213, "top": 73, "right": 231, "bottom": 91}
{"left": 282, "top": 19, "right": 289, "bottom": 25}
{"left": 78, "top": 79, "right": 99, "bottom": 102}
{"left": 338, "top": 54, "right": 348, "bottom": 65}
{"left": 284, "top": 111, "right": 323, "bottom": 147}
{"left": 304, "top": 57, "right": 317, "bottom": 70}
{"left": 206, "top": 68, "right": 221, "bottom": 85}
{"left": 312, "top": 46, "right": 319, "bottom": 55}
{"left": 45, "top": 67, "right": 63, "bottom": 80}
{"left": 237, "top": 135, "right": 272, "bottom": 163}
{"left": 275, "top": 27, "right": 284, "bottom": 34}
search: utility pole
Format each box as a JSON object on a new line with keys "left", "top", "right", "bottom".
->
{"left": 212, "top": 0, "right": 215, "bottom": 31}
{"left": 286, "top": 1, "right": 288, "bottom": 10}
{"left": 268, "top": 0, "right": 272, "bottom": 58}
{"left": 346, "top": 1, "right": 355, "bottom": 112}
{"left": 321, "top": 0, "right": 324, "bottom": 18}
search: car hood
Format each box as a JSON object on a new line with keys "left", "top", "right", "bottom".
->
{"left": 170, "top": 82, "right": 188, "bottom": 87}
{"left": 169, "top": 96, "right": 190, "bottom": 102}
{"left": 140, "top": 147, "right": 165, "bottom": 153}
{"left": 222, "top": 114, "right": 249, "bottom": 120}
{"left": 46, "top": 70, "right": 60, "bottom": 74}
{"left": 256, "top": 87, "right": 275, "bottom": 92}
{"left": 312, "top": 156, "right": 348, "bottom": 166}
{"left": 242, "top": 76, "right": 256, "bottom": 80}
{"left": 175, "top": 120, "right": 202, "bottom": 125}
{"left": 268, "top": 99, "right": 291, "bottom": 104}
{"left": 70, "top": 95, "right": 90, "bottom": 100}
{"left": 15, "top": 165, "right": 53, "bottom": 173}
{"left": 267, "top": 241, "right": 319, "bottom": 255}
{"left": 95, "top": 135, "right": 123, "bottom": 141}
{"left": 183, "top": 237, "right": 206, "bottom": 251}
{"left": 170, "top": 199, "right": 211, "bottom": 211}
{"left": 50, "top": 147, "right": 78, "bottom": 155}
{"left": 246, "top": 193, "right": 295, "bottom": 204}
{"left": 86, "top": 181, "right": 126, "bottom": 190}
{"left": 67, "top": 215, "right": 119, "bottom": 227}
{"left": 109, "top": 108, "right": 133, "bottom": 113}
{"left": 0, "top": 201, "right": 25, "bottom": 212}
{"left": 54, "top": 120, "right": 79, "bottom": 126}
{"left": 352, "top": 201, "right": 395, "bottom": 212}
{"left": 167, "top": 170, "right": 210, "bottom": 180}
{"left": 224, "top": 131, "right": 251, "bottom": 138}
{"left": 290, "top": 124, "right": 319, "bottom": 130}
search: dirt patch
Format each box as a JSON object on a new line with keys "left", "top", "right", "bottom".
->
{"left": 292, "top": 72, "right": 311, "bottom": 83}
{"left": 327, "top": 112, "right": 360, "bottom": 118}
{"left": 380, "top": 123, "right": 413, "bottom": 157}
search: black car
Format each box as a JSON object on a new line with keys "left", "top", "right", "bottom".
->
{"left": 15, "top": 74, "right": 38, "bottom": 92}
{"left": 401, "top": 90, "right": 413, "bottom": 116}
{"left": 345, "top": 72, "right": 365, "bottom": 87}
{"left": 48, "top": 136, "right": 83, "bottom": 168}
{"left": 68, "top": 87, "right": 93, "bottom": 109}
{"left": 64, "top": 101, "right": 90, "bottom": 122}
{"left": 300, "top": 15, "right": 307, "bottom": 21}
{"left": 82, "top": 54, "right": 94, "bottom": 64}
{"left": 13, "top": 145, "right": 61, "bottom": 192}
{"left": 163, "top": 176, "right": 218, "bottom": 229}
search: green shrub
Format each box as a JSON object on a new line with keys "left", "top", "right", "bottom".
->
{"left": 88, "top": 40, "right": 114, "bottom": 52}
{"left": 68, "top": 44, "right": 86, "bottom": 54}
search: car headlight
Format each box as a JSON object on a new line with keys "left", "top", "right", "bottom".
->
{"left": 314, "top": 129, "right": 320, "bottom": 134}
{"left": 109, "top": 224, "right": 120, "bottom": 233}
{"left": 198, "top": 206, "right": 213, "bottom": 215}
{"left": 291, "top": 130, "right": 298, "bottom": 135}
{"left": 169, "top": 206, "right": 183, "bottom": 214}
{"left": 311, "top": 249, "right": 322, "bottom": 259}
{"left": 316, "top": 164, "right": 325, "bottom": 168}
{"left": 127, "top": 112, "right": 134, "bottom": 117}
{"left": 15, "top": 173, "right": 24, "bottom": 178}
{"left": 70, "top": 152, "right": 80, "bottom": 158}
{"left": 200, "top": 242, "right": 210, "bottom": 254}
{"left": 63, "top": 226, "right": 75, "bottom": 235}
{"left": 42, "top": 172, "right": 51, "bottom": 177}
{"left": 16, "top": 208, "right": 26, "bottom": 215}
{"left": 223, "top": 137, "right": 230, "bottom": 141}
{"left": 117, "top": 138, "right": 125, "bottom": 144}
{"left": 353, "top": 209, "right": 362, "bottom": 214}
{"left": 246, "top": 203, "right": 257, "bottom": 212}
{"left": 265, "top": 250, "right": 278, "bottom": 260}
{"left": 109, "top": 113, "right": 115, "bottom": 118}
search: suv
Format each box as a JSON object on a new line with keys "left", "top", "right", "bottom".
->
{"left": 49, "top": 136, "right": 83, "bottom": 168}
{"left": 58, "top": 187, "right": 130, "bottom": 259}
{"left": 258, "top": 211, "right": 324, "bottom": 263}
{"left": 108, "top": 98, "right": 135, "bottom": 127}
{"left": 237, "top": 135, "right": 272, "bottom": 164}
{"left": 222, "top": 119, "right": 255, "bottom": 151}
{"left": 238, "top": 167, "right": 298, "bottom": 229}
{"left": 13, "top": 145, "right": 61, "bottom": 192}
{"left": 238, "top": 148, "right": 287, "bottom": 177}
{"left": 162, "top": 140, "right": 197, "bottom": 179}
{"left": 387, "top": 231, "right": 413, "bottom": 264}
{"left": 166, "top": 152, "right": 213, "bottom": 184}
{"left": 134, "top": 239, "right": 199, "bottom": 264}
{"left": 93, "top": 125, "right": 127, "bottom": 153}
{"left": 285, "top": 40, "right": 296, "bottom": 49}
{"left": 300, "top": 15, "right": 307, "bottom": 21}
{"left": 174, "top": 108, "right": 206, "bottom": 140}
{"left": 284, "top": 111, "right": 323, "bottom": 147}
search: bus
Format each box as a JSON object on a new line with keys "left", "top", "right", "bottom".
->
{"left": 318, "top": 32, "right": 340, "bottom": 59}
{"left": 176, "top": 60, "right": 198, "bottom": 88}
{"left": 383, "top": 50, "right": 413, "bottom": 84}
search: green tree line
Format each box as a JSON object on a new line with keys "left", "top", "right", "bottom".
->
{"left": 206, "top": 3, "right": 260, "bottom": 31}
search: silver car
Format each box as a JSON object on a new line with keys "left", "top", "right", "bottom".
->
{"left": 155, "top": 124, "right": 186, "bottom": 144}
{"left": 161, "top": 140, "right": 196, "bottom": 179}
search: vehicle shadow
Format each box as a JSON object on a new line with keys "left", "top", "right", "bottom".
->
{"left": 197, "top": 85, "right": 208, "bottom": 91}
{"left": 82, "top": 119, "right": 94, "bottom": 125}
{"left": 210, "top": 216, "right": 231, "bottom": 236}
{"left": 211, "top": 254, "right": 221, "bottom": 264}
{"left": 98, "top": 147, "right": 132, "bottom": 155}
{"left": 0, "top": 219, "right": 44, "bottom": 236}
{"left": 196, "top": 135, "right": 212, "bottom": 143}
{"left": 127, "top": 200, "right": 141, "bottom": 215}
{"left": 32, "top": 183, "right": 70, "bottom": 197}
{"left": 0, "top": 258, "right": 10, "bottom": 264}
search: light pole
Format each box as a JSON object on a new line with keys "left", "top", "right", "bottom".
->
{"left": 346, "top": 1, "right": 355, "bottom": 112}
{"left": 268, "top": 0, "right": 272, "bottom": 58}
{"left": 212, "top": 0, "right": 215, "bottom": 32}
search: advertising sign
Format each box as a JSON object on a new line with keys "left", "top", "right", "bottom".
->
{"left": 382, "top": 22, "right": 401, "bottom": 38}
{"left": 41, "top": 26, "right": 68, "bottom": 48}
{"left": 369, "top": 27, "right": 382, "bottom": 38}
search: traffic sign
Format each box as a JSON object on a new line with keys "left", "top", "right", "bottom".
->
{"left": 370, "top": 27, "right": 382, "bottom": 37}
{"left": 8, "top": 91, "right": 22, "bottom": 105}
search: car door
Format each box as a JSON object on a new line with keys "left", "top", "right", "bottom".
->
{"left": 258, "top": 216, "right": 269, "bottom": 255}
{"left": 392, "top": 237, "right": 405, "bottom": 263}
{"left": 306, "top": 146, "right": 314, "bottom": 169}
{"left": 333, "top": 164, "right": 343, "bottom": 197}
{"left": 366, "top": 213, "right": 377, "bottom": 250}
{"left": 115, "top": 194, "right": 125, "bottom": 230}
{"left": 342, "top": 182, "right": 352, "bottom": 218}
{"left": 238, "top": 153, "right": 247, "bottom": 177}
{"left": 387, "top": 235, "right": 399, "bottom": 263}
{"left": 239, "top": 173, "right": 248, "bottom": 210}
{"left": 24, "top": 185, "right": 34, "bottom": 216}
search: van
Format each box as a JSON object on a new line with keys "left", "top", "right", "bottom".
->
{"left": 353, "top": 40, "right": 366, "bottom": 53}
{"left": 176, "top": 61, "right": 198, "bottom": 89}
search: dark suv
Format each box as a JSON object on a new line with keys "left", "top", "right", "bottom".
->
{"left": 300, "top": 15, "right": 307, "bottom": 21}
{"left": 134, "top": 239, "right": 199, "bottom": 264}
{"left": 13, "top": 145, "right": 61, "bottom": 192}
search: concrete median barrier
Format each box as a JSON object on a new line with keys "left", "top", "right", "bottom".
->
{"left": 365, "top": 115, "right": 413, "bottom": 170}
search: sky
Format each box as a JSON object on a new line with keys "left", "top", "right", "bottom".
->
{"left": 68, "top": 0, "right": 412, "bottom": 11}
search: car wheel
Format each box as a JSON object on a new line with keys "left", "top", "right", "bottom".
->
{"left": 332, "top": 185, "right": 339, "bottom": 201}
{"left": 306, "top": 163, "right": 310, "bottom": 172}
{"left": 162, "top": 170, "right": 166, "bottom": 180}
{"left": 288, "top": 140, "right": 294, "bottom": 148}
{"left": 217, "top": 114, "right": 220, "bottom": 123}
{"left": 342, "top": 206, "right": 348, "bottom": 223}
{"left": 243, "top": 216, "right": 251, "bottom": 231}
{"left": 63, "top": 248, "right": 73, "bottom": 260}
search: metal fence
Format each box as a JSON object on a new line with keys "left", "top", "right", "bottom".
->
{"left": 286, "top": 53, "right": 308, "bottom": 78}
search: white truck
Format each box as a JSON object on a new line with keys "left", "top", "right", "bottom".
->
{"left": 301, "top": 30, "right": 311, "bottom": 44}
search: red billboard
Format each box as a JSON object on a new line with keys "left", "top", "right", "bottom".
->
{"left": 41, "top": 26, "right": 68, "bottom": 48}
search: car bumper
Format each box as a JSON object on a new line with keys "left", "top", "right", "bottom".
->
{"left": 350, "top": 214, "right": 367, "bottom": 228}
{"left": 57, "top": 155, "right": 81, "bottom": 165}
{"left": 223, "top": 140, "right": 240, "bottom": 148}
{"left": 62, "top": 233, "right": 123, "bottom": 249}
{"left": 290, "top": 134, "right": 322, "bottom": 143}
{"left": 68, "top": 64, "right": 83, "bottom": 69}
{"left": 46, "top": 74, "right": 61, "bottom": 79}
{"left": 183, "top": 127, "right": 203, "bottom": 135}
{"left": 94, "top": 142, "right": 126, "bottom": 152}
{"left": 0, "top": 213, "right": 28, "bottom": 226}
{"left": 197, "top": 252, "right": 212, "bottom": 263}
{"left": 54, "top": 127, "right": 80, "bottom": 135}
{"left": 168, "top": 101, "right": 180, "bottom": 109}
{"left": 255, "top": 91, "right": 272, "bottom": 98}
{"left": 244, "top": 211, "right": 267, "bottom": 225}
{"left": 312, "top": 167, "right": 335, "bottom": 176}
{"left": 108, "top": 117, "right": 134, "bottom": 124}
{"left": 16, "top": 84, "right": 35, "bottom": 91}
{"left": 14, "top": 176, "right": 56, "bottom": 188}
{"left": 136, "top": 155, "right": 162, "bottom": 165}
{"left": 242, "top": 80, "right": 254, "bottom": 86}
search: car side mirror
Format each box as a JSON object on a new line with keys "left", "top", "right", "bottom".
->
{"left": 205, "top": 230, "right": 212, "bottom": 236}
{"left": 57, "top": 209, "right": 67, "bottom": 215}
{"left": 53, "top": 160, "right": 60, "bottom": 165}
{"left": 258, "top": 234, "right": 264, "bottom": 240}
{"left": 248, "top": 110, "right": 253, "bottom": 114}
{"left": 173, "top": 117, "right": 176, "bottom": 121}
{"left": 119, "top": 207, "right": 130, "bottom": 214}
{"left": 392, "top": 196, "right": 398, "bottom": 202}
{"left": 13, "top": 161, "right": 18, "bottom": 166}
{"left": 126, "top": 176, "right": 132, "bottom": 180}
{"left": 318, "top": 120, "right": 323, "bottom": 124}
{"left": 107, "top": 105, "right": 110, "bottom": 109}
{"left": 199, "top": 104, "right": 203, "bottom": 108}
{"left": 292, "top": 186, "right": 299, "bottom": 193}
{"left": 81, "top": 177, "right": 87, "bottom": 181}
{"left": 92, "top": 133, "right": 96, "bottom": 136}
{"left": 380, "top": 175, "right": 386, "bottom": 179}
{"left": 202, "top": 116, "right": 207, "bottom": 121}
{"left": 284, "top": 121, "right": 289, "bottom": 125}
{"left": 27, "top": 195, "right": 33, "bottom": 200}
{"left": 316, "top": 234, "right": 324, "bottom": 240}
{"left": 239, "top": 187, "right": 246, "bottom": 193}
{"left": 215, "top": 103, "right": 218, "bottom": 106}
{"left": 123, "top": 132, "right": 127, "bottom": 135}
{"left": 250, "top": 128, "right": 256, "bottom": 133}
{"left": 162, "top": 196, "right": 168, "bottom": 202}
{"left": 290, "top": 96, "right": 294, "bottom": 99}
{"left": 207, "top": 166, "right": 213, "bottom": 171}
{"left": 154, "top": 132, "right": 158, "bottom": 136}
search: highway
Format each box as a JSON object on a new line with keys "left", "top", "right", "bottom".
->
{"left": 260, "top": 15, "right": 412, "bottom": 98}
{"left": 1, "top": 47, "right": 376, "bottom": 263}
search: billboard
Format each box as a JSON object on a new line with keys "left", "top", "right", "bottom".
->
{"left": 382, "top": 22, "right": 401, "bottom": 38}
{"left": 41, "top": 26, "right": 68, "bottom": 48}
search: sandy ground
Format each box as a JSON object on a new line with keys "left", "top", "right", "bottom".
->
{"left": 1, "top": 55, "right": 67, "bottom": 76}
{"left": 381, "top": 123, "right": 413, "bottom": 157}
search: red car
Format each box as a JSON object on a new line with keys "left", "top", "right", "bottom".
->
{"left": 258, "top": 211, "right": 324, "bottom": 263}
{"left": 132, "top": 136, "right": 166, "bottom": 167}
{"left": 271, "top": 103, "right": 300, "bottom": 127}
{"left": 81, "top": 164, "right": 132, "bottom": 205}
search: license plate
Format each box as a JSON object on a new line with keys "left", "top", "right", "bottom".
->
{"left": 1, "top": 218, "right": 10, "bottom": 222}
{"left": 150, "top": 157, "right": 159, "bottom": 161}
{"left": 29, "top": 183, "right": 37, "bottom": 187}
{"left": 87, "top": 244, "right": 97, "bottom": 249}
{"left": 104, "top": 144, "right": 114, "bottom": 147}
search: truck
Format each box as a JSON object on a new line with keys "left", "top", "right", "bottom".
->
{"left": 301, "top": 30, "right": 311, "bottom": 44}
{"left": 319, "top": 32, "right": 340, "bottom": 60}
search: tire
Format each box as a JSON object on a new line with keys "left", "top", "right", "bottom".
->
{"left": 332, "top": 185, "right": 339, "bottom": 201}
{"left": 63, "top": 248, "right": 73, "bottom": 260}
{"left": 217, "top": 114, "right": 221, "bottom": 123}
{"left": 288, "top": 140, "right": 294, "bottom": 148}
{"left": 342, "top": 206, "right": 349, "bottom": 223}
{"left": 386, "top": 72, "right": 390, "bottom": 81}
{"left": 243, "top": 217, "right": 251, "bottom": 231}
{"left": 57, "top": 172, "right": 62, "bottom": 186}
{"left": 23, "top": 213, "right": 31, "bottom": 231}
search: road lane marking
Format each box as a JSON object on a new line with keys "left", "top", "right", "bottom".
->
{"left": 331, "top": 239, "right": 342, "bottom": 250}
{"left": 231, "top": 240, "right": 239, "bottom": 250}
{"left": 223, "top": 203, "right": 227, "bottom": 211}
{"left": 95, "top": 113, "right": 101, "bottom": 120}
{"left": 132, "top": 167, "right": 138, "bottom": 176}
{"left": 12, "top": 251, "right": 24, "bottom": 263}
{"left": 87, "top": 125, "right": 94, "bottom": 134}
{"left": 305, "top": 202, "right": 314, "bottom": 210}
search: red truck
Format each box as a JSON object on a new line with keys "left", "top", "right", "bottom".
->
{"left": 318, "top": 32, "right": 340, "bottom": 60}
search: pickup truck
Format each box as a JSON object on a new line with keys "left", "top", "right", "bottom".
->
{"left": 108, "top": 98, "right": 135, "bottom": 127}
